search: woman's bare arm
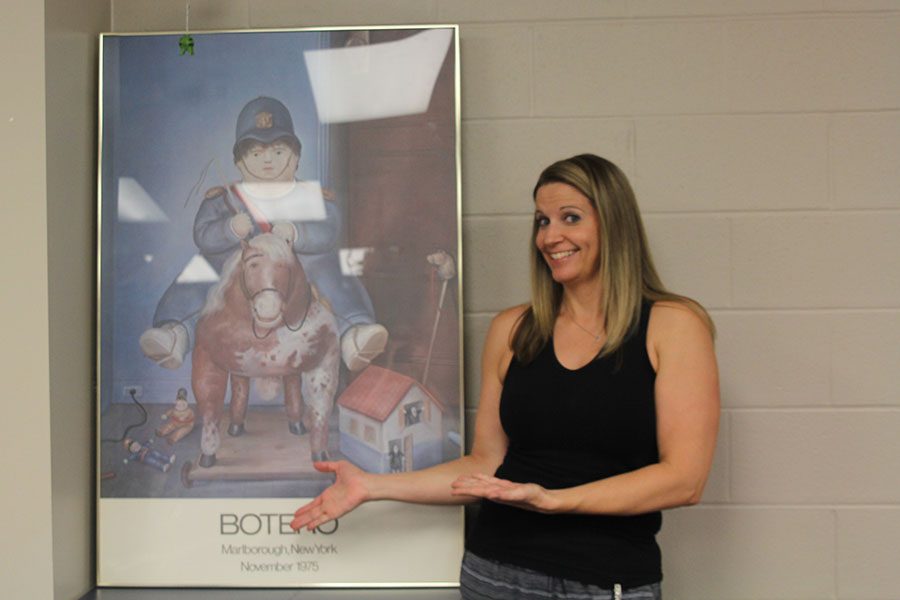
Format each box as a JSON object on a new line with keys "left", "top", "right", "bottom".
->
{"left": 291, "top": 305, "right": 523, "bottom": 531}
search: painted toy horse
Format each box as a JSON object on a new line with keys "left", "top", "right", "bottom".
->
{"left": 192, "top": 232, "right": 340, "bottom": 467}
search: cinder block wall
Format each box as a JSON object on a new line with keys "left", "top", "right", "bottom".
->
{"left": 112, "top": 2, "right": 900, "bottom": 598}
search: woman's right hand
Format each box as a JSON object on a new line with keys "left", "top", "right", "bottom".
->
{"left": 290, "top": 461, "right": 370, "bottom": 531}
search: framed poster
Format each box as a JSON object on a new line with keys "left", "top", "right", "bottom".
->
{"left": 96, "top": 26, "right": 462, "bottom": 587}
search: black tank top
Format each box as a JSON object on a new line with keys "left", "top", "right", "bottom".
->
{"left": 467, "top": 302, "right": 661, "bottom": 587}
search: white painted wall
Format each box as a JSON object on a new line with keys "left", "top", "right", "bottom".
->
{"left": 0, "top": 0, "right": 108, "bottom": 598}
{"left": 46, "top": 1, "right": 110, "bottom": 597}
{"left": 107, "top": 2, "right": 900, "bottom": 598}
{"left": 0, "top": 1, "right": 54, "bottom": 597}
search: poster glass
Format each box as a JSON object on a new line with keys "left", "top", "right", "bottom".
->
{"left": 97, "top": 26, "right": 462, "bottom": 587}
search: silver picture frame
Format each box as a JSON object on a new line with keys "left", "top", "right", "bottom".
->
{"left": 96, "top": 24, "right": 463, "bottom": 587}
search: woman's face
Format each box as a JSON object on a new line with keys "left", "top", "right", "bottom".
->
{"left": 534, "top": 182, "right": 602, "bottom": 287}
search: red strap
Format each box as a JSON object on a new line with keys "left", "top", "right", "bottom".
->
{"left": 230, "top": 184, "right": 272, "bottom": 233}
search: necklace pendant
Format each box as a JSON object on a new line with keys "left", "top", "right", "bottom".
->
{"left": 570, "top": 317, "right": 602, "bottom": 342}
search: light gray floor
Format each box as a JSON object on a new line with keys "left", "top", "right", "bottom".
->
{"left": 81, "top": 588, "right": 462, "bottom": 599}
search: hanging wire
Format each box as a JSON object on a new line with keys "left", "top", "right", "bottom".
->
{"left": 179, "top": 1, "right": 194, "bottom": 55}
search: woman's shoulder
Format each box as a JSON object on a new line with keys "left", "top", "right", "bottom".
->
{"left": 494, "top": 303, "right": 530, "bottom": 326}
{"left": 477, "top": 304, "right": 530, "bottom": 380}
{"left": 649, "top": 299, "right": 712, "bottom": 335}
{"left": 482, "top": 304, "right": 530, "bottom": 353}
{"left": 647, "top": 299, "right": 715, "bottom": 367}
{"left": 651, "top": 295, "right": 711, "bottom": 321}
{"left": 490, "top": 303, "right": 531, "bottom": 338}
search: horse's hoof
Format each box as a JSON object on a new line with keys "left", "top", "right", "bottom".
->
{"left": 198, "top": 453, "right": 216, "bottom": 468}
{"left": 288, "top": 421, "right": 307, "bottom": 436}
{"left": 310, "top": 450, "right": 330, "bottom": 462}
{"left": 228, "top": 423, "right": 245, "bottom": 437}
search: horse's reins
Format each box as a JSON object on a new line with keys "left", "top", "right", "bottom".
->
{"left": 239, "top": 251, "right": 313, "bottom": 339}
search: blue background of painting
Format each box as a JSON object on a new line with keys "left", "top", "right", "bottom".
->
{"left": 100, "top": 32, "right": 331, "bottom": 412}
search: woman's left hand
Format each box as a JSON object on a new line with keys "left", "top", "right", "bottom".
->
{"left": 450, "top": 473, "right": 561, "bottom": 514}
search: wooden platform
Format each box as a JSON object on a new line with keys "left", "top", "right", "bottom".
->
{"left": 182, "top": 410, "right": 334, "bottom": 486}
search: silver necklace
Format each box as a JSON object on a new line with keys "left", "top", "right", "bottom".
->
{"left": 567, "top": 315, "right": 603, "bottom": 342}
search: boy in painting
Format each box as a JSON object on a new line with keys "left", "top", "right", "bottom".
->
{"left": 140, "top": 96, "right": 387, "bottom": 373}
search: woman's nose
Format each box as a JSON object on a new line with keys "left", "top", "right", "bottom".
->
{"left": 540, "top": 223, "right": 563, "bottom": 244}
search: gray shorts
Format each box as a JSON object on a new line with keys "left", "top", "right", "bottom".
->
{"left": 460, "top": 551, "right": 661, "bottom": 600}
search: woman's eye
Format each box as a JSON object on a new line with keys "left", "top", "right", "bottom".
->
{"left": 535, "top": 216, "right": 549, "bottom": 227}
{"left": 564, "top": 214, "right": 581, "bottom": 223}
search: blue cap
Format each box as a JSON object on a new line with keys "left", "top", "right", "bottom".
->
{"left": 233, "top": 96, "right": 300, "bottom": 154}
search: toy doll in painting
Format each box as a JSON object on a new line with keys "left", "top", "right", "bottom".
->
{"left": 155, "top": 388, "right": 195, "bottom": 445}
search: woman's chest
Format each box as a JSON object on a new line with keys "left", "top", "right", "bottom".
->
{"left": 499, "top": 354, "right": 656, "bottom": 454}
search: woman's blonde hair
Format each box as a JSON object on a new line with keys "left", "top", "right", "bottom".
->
{"left": 511, "top": 154, "right": 714, "bottom": 362}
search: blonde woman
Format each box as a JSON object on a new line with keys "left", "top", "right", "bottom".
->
{"left": 292, "top": 154, "right": 719, "bottom": 600}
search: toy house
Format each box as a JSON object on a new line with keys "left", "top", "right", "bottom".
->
{"left": 337, "top": 365, "right": 446, "bottom": 473}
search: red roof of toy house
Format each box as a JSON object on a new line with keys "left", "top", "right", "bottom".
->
{"left": 337, "top": 365, "right": 445, "bottom": 422}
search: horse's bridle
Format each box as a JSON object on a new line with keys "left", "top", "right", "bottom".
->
{"left": 239, "top": 251, "right": 312, "bottom": 339}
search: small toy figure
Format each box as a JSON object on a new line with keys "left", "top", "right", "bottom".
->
{"left": 178, "top": 34, "right": 194, "bottom": 56}
{"left": 123, "top": 438, "right": 175, "bottom": 473}
{"left": 389, "top": 442, "right": 405, "bottom": 473}
{"left": 156, "top": 388, "right": 196, "bottom": 444}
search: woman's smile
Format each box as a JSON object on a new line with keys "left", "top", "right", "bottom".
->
{"left": 549, "top": 249, "right": 577, "bottom": 260}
